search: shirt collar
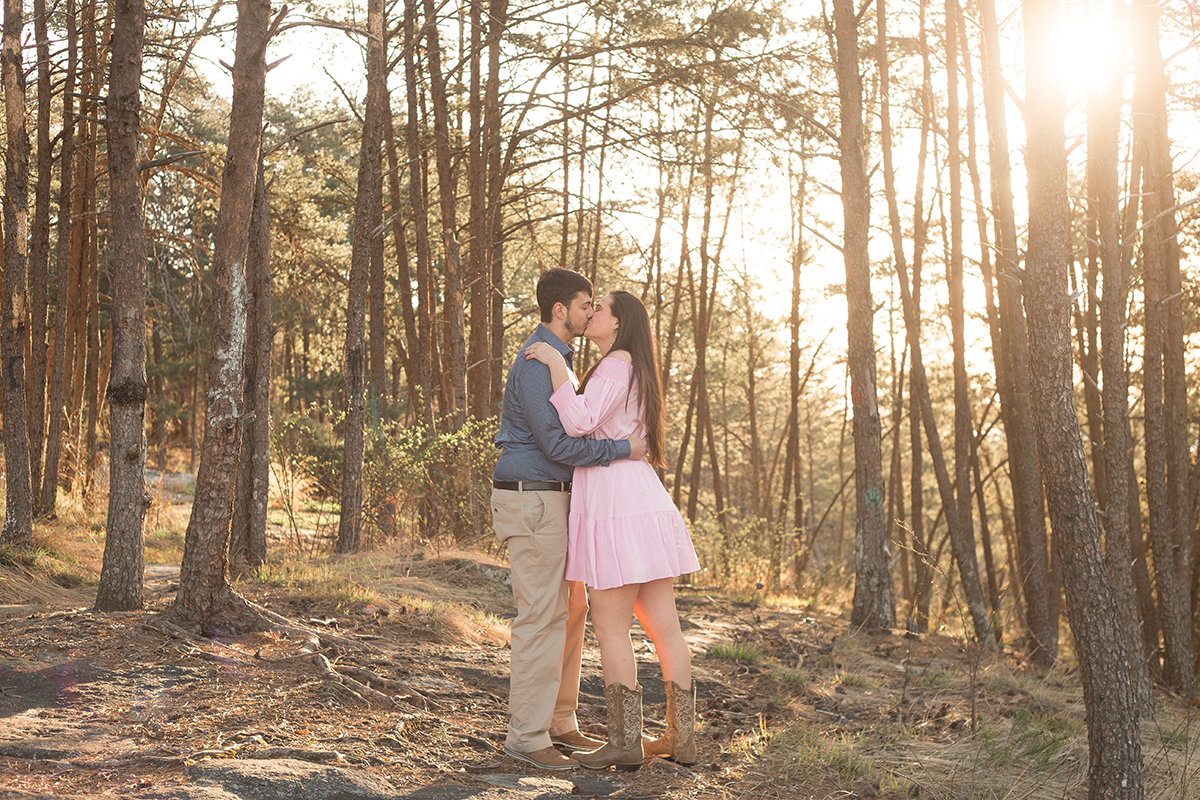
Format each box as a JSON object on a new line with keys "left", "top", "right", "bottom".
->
{"left": 535, "top": 324, "right": 575, "bottom": 367}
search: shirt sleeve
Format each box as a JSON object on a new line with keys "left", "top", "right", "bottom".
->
{"left": 549, "top": 369, "right": 627, "bottom": 438}
{"left": 519, "top": 360, "right": 631, "bottom": 467}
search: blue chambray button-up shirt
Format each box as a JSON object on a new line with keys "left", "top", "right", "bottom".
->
{"left": 493, "top": 325, "right": 630, "bottom": 482}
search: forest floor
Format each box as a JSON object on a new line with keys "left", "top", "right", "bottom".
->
{"left": 2, "top": 489, "right": 1200, "bottom": 799}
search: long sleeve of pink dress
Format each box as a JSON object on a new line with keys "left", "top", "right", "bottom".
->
{"left": 550, "top": 357, "right": 700, "bottom": 590}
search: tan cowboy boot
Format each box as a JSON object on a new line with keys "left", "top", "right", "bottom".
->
{"left": 642, "top": 680, "right": 696, "bottom": 766}
{"left": 574, "top": 683, "right": 643, "bottom": 771}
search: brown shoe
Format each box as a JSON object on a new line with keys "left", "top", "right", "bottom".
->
{"left": 551, "top": 729, "right": 605, "bottom": 752}
{"left": 504, "top": 745, "right": 579, "bottom": 770}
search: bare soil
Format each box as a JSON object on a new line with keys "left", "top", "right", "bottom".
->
{"left": 2, "top": 552, "right": 1198, "bottom": 799}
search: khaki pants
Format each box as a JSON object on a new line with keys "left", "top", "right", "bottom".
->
{"left": 491, "top": 488, "right": 588, "bottom": 752}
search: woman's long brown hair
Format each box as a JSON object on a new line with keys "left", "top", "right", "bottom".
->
{"left": 579, "top": 290, "right": 665, "bottom": 467}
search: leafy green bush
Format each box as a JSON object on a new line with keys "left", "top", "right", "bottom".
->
{"left": 361, "top": 415, "right": 499, "bottom": 548}
{"left": 271, "top": 407, "right": 499, "bottom": 551}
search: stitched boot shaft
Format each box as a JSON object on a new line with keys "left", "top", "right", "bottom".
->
{"left": 642, "top": 680, "right": 696, "bottom": 765}
{"left": 574, "top": 683, "right": 643, "bottom": 771}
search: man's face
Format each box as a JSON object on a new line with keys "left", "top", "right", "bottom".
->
{"left": 561, "top": 291, "right": 594, "bottom": 337}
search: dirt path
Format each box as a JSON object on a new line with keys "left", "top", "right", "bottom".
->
{"left": 0, "top": 559, "right": 831, "bottom": 799}
{"left": 4, "top": 556, "right": 1197, "bottom": 799}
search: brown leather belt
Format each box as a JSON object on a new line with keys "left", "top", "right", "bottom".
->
{"left": 492, "top": 480, "right": 572, "bottom": 492}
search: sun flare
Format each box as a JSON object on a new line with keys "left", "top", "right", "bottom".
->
{"left": 1047, "top": 4, "right": 1125, "bottom": 96}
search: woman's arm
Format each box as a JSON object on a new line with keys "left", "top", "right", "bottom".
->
{"left": 549, "top": 357, "right": 629, "bottom": 437}
{"left": 524, "top": 342, "right": 571, "bottom": 391}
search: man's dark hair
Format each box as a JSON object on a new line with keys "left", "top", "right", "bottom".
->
{"left": 536, "top": 269, "right": 593, "bottom": 322}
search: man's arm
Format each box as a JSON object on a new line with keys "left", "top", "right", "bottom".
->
{"left": 519, "top": 363, "right": 634, "bottom": 467}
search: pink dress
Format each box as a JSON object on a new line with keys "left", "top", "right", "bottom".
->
{"left": 550, "top": 357, "right": 700, "bottom": 590}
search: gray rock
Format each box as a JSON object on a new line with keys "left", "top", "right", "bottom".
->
{"left": 184, "top": 758, "right": 400, "bottom": 800}
{"left": 152, "top": 761, "right": 622, "bottom": 800}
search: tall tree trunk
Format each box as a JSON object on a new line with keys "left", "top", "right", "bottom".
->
{"left": 82, "top": 164, "right": 100, "bottom": 499}
{"left": 1131, "top": 0, "right": 1193, "bottom": 696}
{"left": 466, "top": 0, "right": 488, "bottom": 420}
{"left": 685, "top": 75, "right": 718, "bottom": 527}
{"left": 779, "top": 159, "right": 806, "bottom": 591}
{"left": 909, "top": 0, "right": 932, "bottom": 631}
{"left": 978, "top": 0, "right": 1056, "bottom": 665}
{"left": 368, "top": 164, "right": 387, "bottom": 416}
{"left": 1022, "top": 1, "right": 1144, "bottom": 795}
{"left": 1091, "top": 0, "right": 1153, "bottom": 713}
{"left": 96, "top": 0, "right": 149, "bottom": 611}
{"left": 0, "top": 0, "right": 33, "bottom": 547}
{"left": 77, "top": 1, "right": 106, "bottom": 499}
{"left": 958, "top": 11, "right": 1002, "bottom": 642}
{"left": 382, "top": 95, "right": 421, "bottom": 415}
{"left": 834, "top": 0, "right": 893, "bottom": 631}
{"left": 423, "top": 0, "right": 467, "bottom": 427}
{"left": 484, "top": 0, "right": 507, "bottom": 415}
{"left": 171, "top": 0, "right": 275, "bottom": 634}
{"left": 67, "top": 30, "right": 94, "bottom": 490}
{"left": 230, "top": 160, "right": 271, "bottom": 570}
{"left": 367, "top": 24, "right": 389, "bottom": 420}
{"left": 337, "top": 0, "right": 385, "bottom": 554}
{"left": 28, "top": 0, "right": 52, "bottom": 503}
{"left": 404, "top": 0, "right": 435, "bottom": 433}
{"left": 943, "top": 0, "right": 994, "bottom": 648}
{"left": 39, "top": 0, "right": 76, "bottom": 517}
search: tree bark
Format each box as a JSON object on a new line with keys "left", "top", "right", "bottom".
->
{"left": 959, "top": 10, "right": 1002, "bottom": 642}
{"left": 28, "top": 0, "right": 52, "bottom": 503}
{"left": 484, "top": 0, "right": 508, "bottom": 414}
{"left": 77, "top": 1, "right": 107, "bottom": 500}
{"left": 944, "top": 0, "right": 994, "bottom": 647}
{"left": 834, "top": 0, "right": 893, "bottom": 631}
{"left": 1090, "top": 0, "right": 1153, "bottom": 713}
{"left": 1021, "top": 1, "right": 1144, "bottom": 795}
{"left": 978, "top": 0, "right": 1056, "bottom": 665}
{"left": 0, "top": 0, "right": 33, "bottom": 547}
{"left": 230, "top": 160, "right": 271, "bottom": 571}
{"left": 39, "top": 0, "right": 77, "bottom": 517}
{"left": 404, "top": 0, "right": 436, "bottom": 432}
{"left": 336, "top": 0, "right": 385, "bottom": 554}
{"left": 1131, "top": 0, "right": 1193, "bottom": 696}
{"left": 422, "top": 0, "right": 467, "bottom": 427}
{"left": 381, "top": 95, "right": 421, "bottom": 415}
{"left": 95, "top": 0, "right": 149, "bottom": 612}
{"left": 909, "top": 0, "right": 932, "bottom": 632}
{"left": 466, "top": 0, "right": 488, "bottom": 420}
{"left": 171, "top": 0, "right": 274, "bottom": 634}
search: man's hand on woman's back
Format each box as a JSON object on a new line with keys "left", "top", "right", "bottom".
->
{"left": 628, "top": 430, "right": 647, "bottom": 461}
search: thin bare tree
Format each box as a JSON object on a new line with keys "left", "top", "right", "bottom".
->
{"left": 95, "top": 0, "right": 150, "bottom": 612}
{"left": 833, "top": 0, "right": 892, "bottom": 631}
{"left": 1089, "top": 0, "right": 1153, "bottom": 713}
{"left": 39, "top": 0, "right": 77, "bottom": 518}
{"left": 337, "top": 0, "right": 385, "bottom": 554}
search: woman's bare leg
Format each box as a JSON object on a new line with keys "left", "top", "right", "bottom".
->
{"left": 634, "top": 578, "right": 692, "bottom": 688}
{"left": 588, "top": 583, "right": 641, "bottom": 687}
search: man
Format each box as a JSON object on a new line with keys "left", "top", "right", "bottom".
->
{"left": 491, "top": 269, "right": 646, "bottom": 770}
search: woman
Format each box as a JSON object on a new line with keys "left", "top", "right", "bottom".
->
{"left": 525, "top": 290, "right": 699, "bottom": 771}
